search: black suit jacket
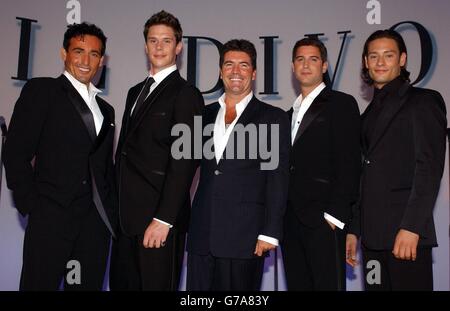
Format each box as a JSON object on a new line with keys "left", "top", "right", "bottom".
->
{"left": 116, "top": 70, "right": 204, "bottom": 236}
{"left": 3, "top": 75, "right": 117, "bottom": 235}
{"left": 350, "top": 81, "right": 447, "bottom": 250}
{"left": 287, "top": 88, "right": 361, "bottom": 228}
{"left": 187, "top": 96, "right": 290, "bottom": 259}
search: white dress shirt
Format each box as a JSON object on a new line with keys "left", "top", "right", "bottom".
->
{"left": 291, "top": 82, "right": 345, "bottom": 230}
{"left": 214, "top": 91, "right": 279, "bottom": 246}
{"left": 64, "top": 71, "right": 103, "bottom": 135}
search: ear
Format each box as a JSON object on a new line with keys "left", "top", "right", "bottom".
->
{"left": 175, "top": 41, "right": 183, "bottom": 56}
{"left": 60, "top": 48, "right": 67, "bottom": 62}
{"left": 322, "top": 61, "right": 329, "bottom": 74}
{"left": 364, "top": 56, "right": 369, "bottom": 69}
{"left": 252, "top": 69, "right": 256, "bottom": 81}
{"left": 144, "top": 43, "right": 149, "bottom": 56}
{"left": 399, "top": 52, "right": 407, "bottom": 67}
{"left": 99, "top": 56, "right": 104, "bottom": 67}
{"left": 291, "top": 62, "right": 295, "bottom": 73}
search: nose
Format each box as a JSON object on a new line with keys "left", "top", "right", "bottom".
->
{"left": 302, "top": 60, "right": 309, "bottom": 69}
{"left": 376, "top": 56, "right": 385, "bottom": 66}
{"left": 231, "top": 64, "right": 240, "bottom": 74}
{"left": 80, "top": 53, "right": 89, "bottom": 66}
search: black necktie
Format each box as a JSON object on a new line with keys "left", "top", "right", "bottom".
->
{"left": 132, "top": 77, "right": 155, "bottom": 118}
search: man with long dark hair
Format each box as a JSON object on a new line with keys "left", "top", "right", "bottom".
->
{"left": 347, "top": 29, "right": 447, "bottom": 290}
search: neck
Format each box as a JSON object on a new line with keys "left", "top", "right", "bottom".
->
{"left": 224, "top": 92, "right": 250, "bottom": 107}
{"left": 300, "top": 82, "right": 322, "bottom": 98}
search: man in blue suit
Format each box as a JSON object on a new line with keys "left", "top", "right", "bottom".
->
{"left": 186, "top": 39, "right": 290, "bottom": 291}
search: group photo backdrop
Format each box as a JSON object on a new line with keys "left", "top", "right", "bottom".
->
{"left": 0, "top": 0, "right": 449, "bottom": 290}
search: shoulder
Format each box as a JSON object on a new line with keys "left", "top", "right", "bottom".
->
{"left": 409, "top": 86, "right": 444, "bottom": 102}
{"left": 326, "top": 89, "right": 360, "bottom": 113}
{"left": 254, "top": 98, "right": 289, "bottom": 122}
{"left": 327, "top": 89, "right": 358, "bottom": 104}
{"left": 407, "top": 86, "right": 446, "bottom": 113}
{"left": 22, "top": 77, "right": 58, "bottom": 91}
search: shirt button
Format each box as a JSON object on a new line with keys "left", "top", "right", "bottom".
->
{"left": 214, "top": 170, "right": 221, "bottom": 176}
{"left": 365, "top": 159, "right": 371, "bottom": 165}
{"left": 82, "top": 180, "right": 87, "bottom": 185}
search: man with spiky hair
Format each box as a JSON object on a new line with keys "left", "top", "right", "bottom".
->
{"left": 110, "top": 11, "right": 204, "bottom": 290}
{"left": 347, "top": 29, "right": 447, "bottom": 290}
{"left": 4, "top": 22, "right": 116, "bottom": 290}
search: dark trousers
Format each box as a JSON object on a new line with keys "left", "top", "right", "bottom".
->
{"left": 282, "top": 211, "right": 346, "bottom": 291}
{"left": 20, "top": 195, "right": 111, "bottom": 291}
{"left": 186, "top": 252, "right": 265, "bottom": 291}
{"left": 362, "top": 245, "right": 433, "bottom": 291}
{"left": 109, "top": 229, "right": 185, "bottom": 291}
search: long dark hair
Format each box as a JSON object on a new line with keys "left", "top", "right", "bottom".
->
{"left": 361, "top": 29, "right": 410, "bottom": 85}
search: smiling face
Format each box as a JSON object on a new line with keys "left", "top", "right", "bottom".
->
{"left": 61, "top": 35, "right": 104, "bottom": 86}
{"left": 145, "top": 24, "right": 182, "bottom": 75}
{"left": 220, "top": 50, "right": 256, "bottom": 100}
{"left": 292, "top": 45, "right": 328, "bottom": 94}
{"left": 365, "top": 37, "right": 407, "bottom": 89}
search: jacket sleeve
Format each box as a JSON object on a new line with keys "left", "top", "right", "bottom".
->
{"left": 400, "top": 90, "right": 447, "bottom": 237}
{"left": 3, "top": 79, "right": 50, "bottom": 216}
{"left": 326, "top": 95, "right": 362, "bottom": 226}
{"left": 153, "top": 85, "right": 205, "bottom": 225}
{"left": 261, "top": 110, "right": 290, "bottom": 240}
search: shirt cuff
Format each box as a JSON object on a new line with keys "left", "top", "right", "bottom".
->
{"left": 154, "top": 218, "right": 173, "bottom": 228}
{"left": 258, "top": 235, "right": 279, "bottom": 246}
{"left": 324, "top": 212, "right": 345, "bottom": 230}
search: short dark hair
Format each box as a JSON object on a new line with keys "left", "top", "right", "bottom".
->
{"left": 291, "top": 37, "right": 328, "bottom": 63}
{"left": 143, "top": 10, "right": 183, "bottom": 43}
{"left": 219, "top": 39, "right": 257, "bottom": 69}
{"left": 63, "top": 22, "right": 107, "bottom": 56}
{"left": 361, "top": 29, "right": 410, "bottom": 85}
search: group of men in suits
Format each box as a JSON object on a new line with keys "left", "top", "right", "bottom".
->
{"left": 3, "top": 9, "right": 446, "bottom": 291}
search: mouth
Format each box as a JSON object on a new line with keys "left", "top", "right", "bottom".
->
{"left": 229, "top": 76, "right": 243, "bottom": 82}
{"left": 77, "top": 67, "right": 91, "bottom": 74}
{"left": 374, "top": 69, "right": 388, "bottom": 74}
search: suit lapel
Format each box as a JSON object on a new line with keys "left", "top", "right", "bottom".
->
{"left": 128, "top": 71, "right": 179, "bottom": 137}
{"left": 92, "top": 98, "right": 113, "bottom": 152}
{"left": 292, "top": 88, "right": 329, "bottom": 145}
{"left": 367, "top": 81, "right": 411, "bottom": 155}
{"left": 59, "top": 75, "right": 97, "bottom": 143}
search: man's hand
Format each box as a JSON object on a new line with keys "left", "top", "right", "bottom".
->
{"left": 143, "top": 219, "right": 170, "bottom": 248}
{"left": 392, "top": 229, "right": 419, "bottom": 261}
{"left": 326, "top": 219, "right": 336, "bottom": 230}
{"left": 346, "top": 233, "right": 358, "bottom": 267}
{"left": 254, "top": 240, "right": 276, "bottom": 257}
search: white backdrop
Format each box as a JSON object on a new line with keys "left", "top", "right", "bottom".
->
{"left": 0, "top": 0, "right": 449, "bottom": 290}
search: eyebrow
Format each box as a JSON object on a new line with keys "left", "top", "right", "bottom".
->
{"left": 295, "top": 55, "right": 320, "bottom": 59}
{"left": 368, "top": 50, "right": 397, "bottom": 54}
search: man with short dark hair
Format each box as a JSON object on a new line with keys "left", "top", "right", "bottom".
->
{"left": 110, "top": 10, "right": 204, "bottom": 290}
{"left": 346, "top": 29, "right": 447, "bottom": 291}
{"left": 186, "top": 39, "right": 290, "bottom": 291}
{"left": 282, "top": 37, "right": 361, "bottom": 290}
{"left": 4, "top": 22, "right": 116, "bottom": 290}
